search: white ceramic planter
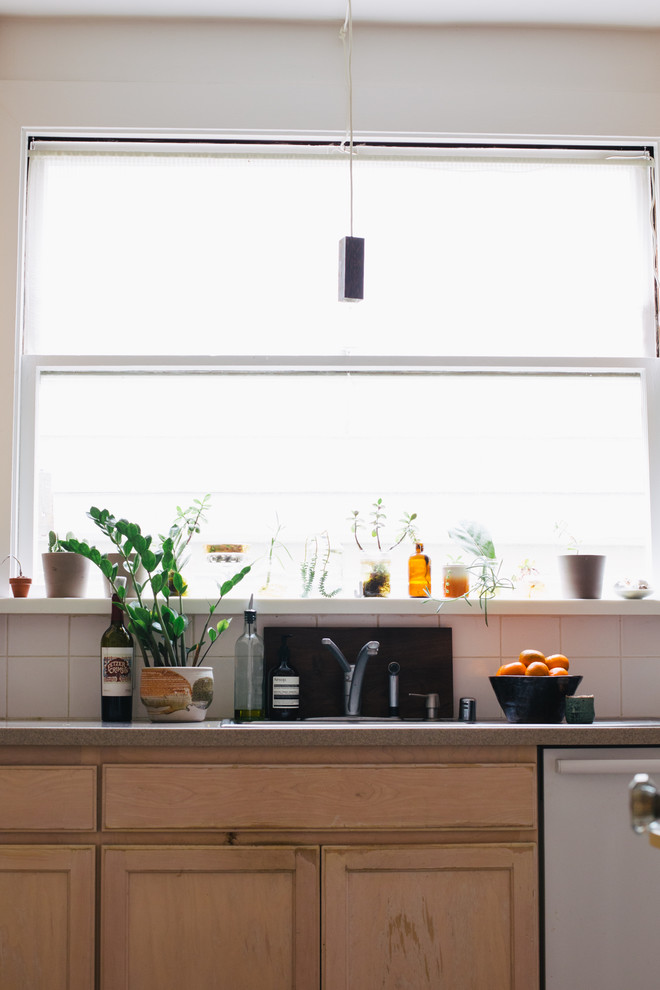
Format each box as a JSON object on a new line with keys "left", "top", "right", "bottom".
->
{"left": 42, "top": 552, "right": 89, "bottom": 597}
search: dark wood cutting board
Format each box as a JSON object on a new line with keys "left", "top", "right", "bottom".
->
{"left": 263, "top": 626, "right": 453, "bottom": 720}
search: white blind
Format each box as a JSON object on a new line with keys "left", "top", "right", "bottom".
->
{"left": 23, "top": 141, "right": 657, "bottom": 358}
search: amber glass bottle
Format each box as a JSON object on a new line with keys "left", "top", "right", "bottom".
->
{"left": 408, "top": 542, "right": 431, "bottom": 598}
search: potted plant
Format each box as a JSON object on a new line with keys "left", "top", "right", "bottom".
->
{"left": 350, "top": 500, "right": 417, "bottom": 597}
{"left": 438, "top": 519, "right": 513, "bottom": 624}
{"left": 555, "top": 521, "right": 606, "bottom": 599}
{"left": 42, "top": 530, "right": 90, "bottom": 597}
{"left": 61, "top": 504, "right": 250, "bottom": 722}
{"left": 1, "top": 554, "right": 31, "bottom": 597}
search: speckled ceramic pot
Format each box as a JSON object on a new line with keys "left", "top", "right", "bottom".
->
{"left": 139, "top": 666, "right": 214, "bottom": 722}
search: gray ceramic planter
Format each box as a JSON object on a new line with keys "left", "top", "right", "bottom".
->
{"left": 558, "top": 554, "right": 606, "bottom": 599}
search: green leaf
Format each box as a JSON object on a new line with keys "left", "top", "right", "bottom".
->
{"left": 170, "top": 570, "right": 186, "bottom": 595}
{"left": 141, "top": 549, "right": 158, "bottom": 573}
{"left": 150, "top": 571, "right": 164, "bottom": 595}
{"left": 219, "top": 565, "right": 251, "bottom": 598}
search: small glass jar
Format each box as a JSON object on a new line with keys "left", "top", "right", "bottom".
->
{"left": 360, "top": 554, "right": 391, "bottom": 598}
{"left": 442, "top": 563, "right": 470, "bottom": 598}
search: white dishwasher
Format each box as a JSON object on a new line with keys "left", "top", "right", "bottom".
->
{"left": 543, "top": 747, "right": 660, "bottom": 990}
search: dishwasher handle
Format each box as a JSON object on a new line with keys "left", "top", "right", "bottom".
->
{"left": 630, "top": 773, "right": 660, "bottom": 834}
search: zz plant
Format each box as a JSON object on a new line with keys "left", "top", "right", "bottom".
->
{"left": 61, "top": 505, "right": 250, "bottom": 667}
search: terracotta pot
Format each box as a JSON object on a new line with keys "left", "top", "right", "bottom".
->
{"left": 42, "top": 552, "right": 89, "bottom": 597}
{"left": 558, "top": 554, "right": 606, "bottom": 599}
{"left": 139, "top": 666, "right": 214, "bottom": 722}
{"left": 9, "top": 576, "right": 31, "bottom": 598}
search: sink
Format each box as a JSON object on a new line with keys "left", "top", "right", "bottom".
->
{"left": 224, "top": 716, "right": 457, "bottom": 725}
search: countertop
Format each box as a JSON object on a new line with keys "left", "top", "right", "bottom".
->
{"left": 2, "top": 718, "right": 660, "bottom": 747}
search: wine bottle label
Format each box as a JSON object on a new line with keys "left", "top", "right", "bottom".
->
{"left": 101, "top": 648, "right": 133, "bottom": 697}
{"left": 272, "top": 674, "right": 299, "bottom": 709}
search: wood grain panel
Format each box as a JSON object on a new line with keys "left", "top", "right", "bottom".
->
{"left": 103, "top": 763, "right": 536, "bottom": 831}
{"left": 0, "top": 844, "right": 95, "bottom": 990}
{"left": 264, "top": 626, "right": 453, "bottom": 720}
{"left": 101, "top": 845, "right": 319, "bottom": 990}
{"left": 0, "top": 766, "right": 97, "bottom": 831}
{"left": 322, "top": 843, "right": 539, "bottom": 990}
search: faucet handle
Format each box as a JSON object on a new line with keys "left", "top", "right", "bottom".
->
{"left": 409, "top": 692, "right": 440, "bottom": 720}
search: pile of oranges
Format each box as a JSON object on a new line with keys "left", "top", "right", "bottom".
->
{"left": 496, "top": 649, "right": 570, "bottom": 677}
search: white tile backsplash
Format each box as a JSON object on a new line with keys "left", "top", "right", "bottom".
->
{"left": 69, "top": 656, "right": 101, "bottom": 719}
{"left": 568, "top": 656, "right": 621, "bottom": 718}
{"left": 621, "top": 615, "right": 660, "bottom": 657}
{"left": 622, "top": 657, "right": 660, "bottom": 717}
{"left": 3, "top": 609, "right": 660, "bottom": 721}
{"left": 560, "top": 616, "right": 621, "bottom": 658}
{"left": 447, "top": 616, "right": 502, "bottom": 657}
{"left": 70, "top": 614, "right": 106, "bottom": 656}
{"left": 8, "top": 614, "right": 69, "bottom": 656}
{"left": 501, "top": 615, "right": 562, "bottom": 659}
{"left": 8, "top": 656, "right": 68, "bottom": 718}
{"left": 452, "top": 657, "right": 504, "bottom": 719}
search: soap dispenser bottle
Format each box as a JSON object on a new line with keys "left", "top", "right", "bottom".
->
{"left": 233, "top": 595, "right": 265, "bottom": 722}
{"left": 268, "top": 634, "right": 299, "bottom": 720}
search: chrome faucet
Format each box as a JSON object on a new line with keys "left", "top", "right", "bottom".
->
{"left": 321, "top": 637, "right": 379, "bottom": 716}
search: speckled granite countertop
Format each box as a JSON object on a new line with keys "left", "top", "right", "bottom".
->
{"left": 2, "top": 719, "right": 660, "bottom": 747}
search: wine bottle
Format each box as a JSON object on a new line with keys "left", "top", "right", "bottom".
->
{"left": 268, "top": 634, "right": 299, "bottom": 720}
{"left": 101, "top": 593, "right": 133, "bottom": 722}
{"left": 408, "top": 542, "right": 431, "bottom": 598}
{"left": 234, "top": 595, "right": 265, "bottom": 722}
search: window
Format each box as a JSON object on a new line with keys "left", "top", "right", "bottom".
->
{"left": 18, "top": 137, "right": 659, "bottom": 597}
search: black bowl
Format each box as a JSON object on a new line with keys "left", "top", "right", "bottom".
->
{"left": 489, "top": 674, "right": 583, "bottom": 724}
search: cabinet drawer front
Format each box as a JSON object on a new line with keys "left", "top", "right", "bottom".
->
{"left": 103, "top": 763, "right": 535, "bottom": 831}
{"left": 0, "top": 766, "right": 97, "bottom": 831}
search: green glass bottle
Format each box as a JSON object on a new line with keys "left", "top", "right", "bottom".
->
{"left": 101, "top": 593, "right": 133, "bottom": 722}
{"left": 233, "top": 596, "right": 265, "bottom": 721}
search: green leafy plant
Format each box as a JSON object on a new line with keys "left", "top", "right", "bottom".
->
{"left": 300, "top": 532, "right": 341, "bottom": 598}
{"left": 61, "top": 504, "right": 250, "bottom": 667}
{"left": 439, "top": 519, "right": 513, "bottom": 625}
{"left": 1, "top": 553, "right": 25, "bottom": 576}
{"left": 48, "top": 530, "right": 75, "bottom": 552}
{"left": 350, "top": 499, "right": 418, "bottom": 552}
{"left": 554, "top": 520, "right": 582, "bottom": 553}
{"left": 260, "top": 513, "right": 292, "bottom": 593}
{"left": 163, "top": 494, "right": 211, "bottom": 575}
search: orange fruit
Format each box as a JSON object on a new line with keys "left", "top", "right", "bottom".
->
{"left": 525, "top": 661, "right": 550, "bottom": 676}
{"left": 546, "top": 653, "right": 569, "bottom": 671}
{"left": 519, "top": 649, "right": 546, "bottom": 667}
{"left": 497, "top": 661, "right": 527, "bottom": 676}
{"left": 549, "top": 667, "right": 568, "bottom": 676}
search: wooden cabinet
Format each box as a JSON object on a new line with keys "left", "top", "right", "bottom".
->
{"left": 0, "top": 766, "right": 97, "bottom": 990}
{"left": 0, "top": 743, "right": 539, "bottom": 990}
{"left": 101, "top": 845, "right": 319, "bottom": 990}
{"left": 323, "top": 843, "right": 537, "bottom": 990}
{"left": 0, "top": 844, "right": 95, "bottom": 990}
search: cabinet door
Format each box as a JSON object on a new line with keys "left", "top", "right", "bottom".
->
{"left": 323, "top": 844, "right": 538, "bottom": 990}
{"left": 101, "top": 845, "right": 319, "bottom": 990}
{"left": 0, "top": 845, "right": 95, "bottom": 990}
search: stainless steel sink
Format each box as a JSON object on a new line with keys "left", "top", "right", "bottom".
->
{"left": 224, "top": 716, "right": 457, "bottom": 725}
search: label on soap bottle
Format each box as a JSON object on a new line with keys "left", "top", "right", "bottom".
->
{"left": 272, "top": 675, "right": 299, "bottom": 709}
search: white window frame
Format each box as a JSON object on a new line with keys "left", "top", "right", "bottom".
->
{"left": 13, "top": 129, "right": 660, "bottom": 591}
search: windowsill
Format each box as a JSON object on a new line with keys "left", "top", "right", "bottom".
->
{"left": 0, "top": 595, "right": 658, "bottom": 617}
